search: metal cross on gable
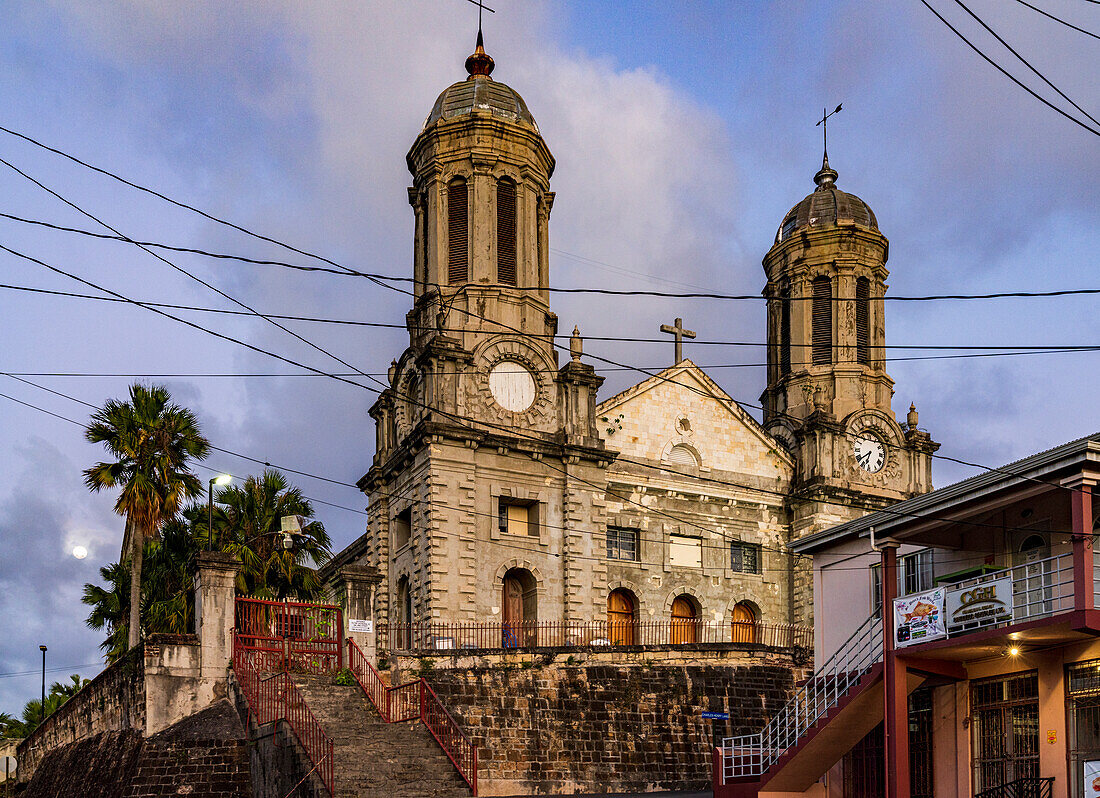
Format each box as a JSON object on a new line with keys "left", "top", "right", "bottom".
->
{"left": 816, "top": 103, "right": 843, "bottom": 161}
{"left": 660, "top": 317, "right": 696, "bottom": 365}
{"left": 464, "top": 0, "right": 496, "bottom": 30}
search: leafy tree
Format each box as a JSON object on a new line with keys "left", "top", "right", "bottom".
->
{"left": 83, "top": 384, "right": 209, "bottom": 649}
{"left": 207, "top": 469, "right": 332, "bottom": 599}
{"left": 0, "top": 676, "right": 89, "bottom": 739}
{"left": 82, "top": 562, "right": 129, "bottom": 662}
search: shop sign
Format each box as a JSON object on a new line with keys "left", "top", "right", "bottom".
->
{"left": 893, "top": 587, "right": 946, "bottom": 648}
{"left": 945, "top": 576, "right": 1013, "bottom": 632}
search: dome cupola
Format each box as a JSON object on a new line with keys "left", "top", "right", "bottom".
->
{"left": 775, "top": 155, "right": 878, "bottom": 244}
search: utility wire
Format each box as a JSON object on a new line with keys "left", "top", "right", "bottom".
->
{"left": 5, "top": 211, "right": 1100, "bottom": 303}
{"left": 918, "top": 0, "right": 1100, "bottom": 136}
{"left": 1009, "top": 0, "right": 1100, "bottom": 41}
{"left": 6, "top": 281, "right": 1100, "bottom": 353}
{"left": 950, "top": 0, "right": 1099, "bottom": 127}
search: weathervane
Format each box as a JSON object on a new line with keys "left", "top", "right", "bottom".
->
{"left": 814, "top": 103, "right": 843, "bottom": 187}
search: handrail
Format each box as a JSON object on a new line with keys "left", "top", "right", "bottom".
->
{"left": 233, "top": 631, "right": 335, "bottom": 796}
{"left": 721, "top": 611, "right": 883, "bottom": 780}
{"left": 975, "top": 776, "right": 1054, "bottom": 798}
{"left": 347, "top": 637, "right": 478, "bottom": 795}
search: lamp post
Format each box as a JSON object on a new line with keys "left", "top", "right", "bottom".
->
{"left": 39, "top": 645, "right": 46, "bottom": 723}
{"left": 207, "top": 474, "right": 233, "bottom": 551}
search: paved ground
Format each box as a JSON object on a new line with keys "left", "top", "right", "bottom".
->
{"left": 502, "top": 792, "right": 709, "bottom": 798}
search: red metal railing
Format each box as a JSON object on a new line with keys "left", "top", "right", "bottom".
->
{"left": 235, "top": 597, "right": 343, "bottom": 673}
{"left": 233, "top": 632, "right": 335, "bottom": 796}
{"left": 379, "top": 619, "right": 813, "bottom": 653}
{"left": 347, "top": 638, "right": 478, "bottom": 795}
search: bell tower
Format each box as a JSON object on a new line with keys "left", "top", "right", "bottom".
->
{"left": 761, "top": 155, "right": 938, "bottom": 538}
{"left": 360, "top": 33, "right": 612, "bottom": 636}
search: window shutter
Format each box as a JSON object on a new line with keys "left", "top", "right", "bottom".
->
{"left": 812, "top": 276, "right": 832, "bottom": 365}
{"left": 497, "top": 179, "right": 517, "bottom": 285}
{"left": 448, "top": 178, "right": 468, "bottom": 284}
{"left": 779, "top": 287, "right": 791, "bottom": 376}
{"left": 856, "top": 277, "right": 870, "bottom": 365}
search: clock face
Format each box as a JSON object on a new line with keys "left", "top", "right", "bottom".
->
{"left": 488, "top": 361, "right": 536, "bottom": 412}
{"left": 853, "top": 435, "right": 886, "bottom": 473}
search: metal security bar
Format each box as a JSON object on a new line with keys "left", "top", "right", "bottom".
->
{"left": 235, "top": 597, "right": 343, "bottom": 673}
{"left": 974, "top": 777, "right": 1054, "bottom": 798}
{"left": 721, "top": 612, "right": 883, "bottom": 780}
{"left": 380, "top": 619, "right": 812, "bottom": 653}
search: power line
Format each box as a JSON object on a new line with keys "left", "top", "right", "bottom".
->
{"left": 6, "top": 282, "right": 1100, "bottom": 354}
{"left": 5, "top": 210, "right": 1100, "bottom": 303}
{"left": 0, "top": 663, "right": 103, "bottom": 680}
{"left": 950, "top": 0, "right": 1099, "bottom": 127}
{"left": 918, "top": 0, "right": 1100, "bottom": 136}
{"left": 1009, "top": 0, "right": 1100, "bottom": 41}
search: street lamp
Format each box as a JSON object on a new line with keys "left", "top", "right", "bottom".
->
{"left": 207, "top": 474, "right": 233, "bottom": 551}
{"left": 39, "top": 645, "right": 46, "bottom": 723}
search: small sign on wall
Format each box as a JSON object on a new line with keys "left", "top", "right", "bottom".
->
{"left": 349, "top": 618, "right": 373, "bottom": 634}
{"left": 893, "top": 588, "right": 946, "bottom": 648}
{"left": 1048, "top": 729, "right": 1057, "bottom": 744}
{"left": 701, "top": 711, "right": 729, "bottom": 720}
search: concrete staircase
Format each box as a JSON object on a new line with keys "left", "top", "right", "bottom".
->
{"left": 291, "top": 675, "right": 472, "bottom": 798}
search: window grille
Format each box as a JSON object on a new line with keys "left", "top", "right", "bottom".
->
{"left": 971, "top": 672, "right": 1040, "bottom": 793}
{"left": 856, "top": 277, "right": 870, "bottom": 364}
{"left": 497, "top": 179, "right": 517, "bottom": 285}
{"left": 606, "top": 527, "right": 639, "bottom": 561}
{"left": 811, "top": 276, "right": 832, "bottom": 365}
{"left": 730, "top": 541, "right": 762, "bottom": 574}
{"left": 448, "top": 178, "right": 468, "bottom": 283}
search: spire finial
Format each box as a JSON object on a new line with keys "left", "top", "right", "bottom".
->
{"left": 463, "top": 0, "right": 496, "bottom": 79}
{"left": 814, "top": 103, "right": 842, "bottom": 190}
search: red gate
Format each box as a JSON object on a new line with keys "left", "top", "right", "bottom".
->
{"left": 234, "top": 597, "right": 343, "bottom": 673}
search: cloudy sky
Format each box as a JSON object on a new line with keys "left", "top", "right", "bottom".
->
{"left": 1, "top": 0, "right": 1096, "bottom": 714}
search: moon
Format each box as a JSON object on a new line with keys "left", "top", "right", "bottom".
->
{"left": 72, "top": 545, "right": 88, "bottom": 559}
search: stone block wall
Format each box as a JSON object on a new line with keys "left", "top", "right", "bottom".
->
{"left": 397, "top": 647, "right": 810, "bottom": 796}
{"left": 17, "top": 647, "right": 146, "bottom": 778}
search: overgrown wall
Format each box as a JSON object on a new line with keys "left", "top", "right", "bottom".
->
{"left": 397, "top": 646, "right": 811, "bottom": 796}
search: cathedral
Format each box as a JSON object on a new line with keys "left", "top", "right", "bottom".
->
{"left": 331, "top": 32, "right": 940, "bottom": 642}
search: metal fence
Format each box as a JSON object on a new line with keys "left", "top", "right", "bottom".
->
{"left": 234, "top": 597, "right": 342, "bottom": 673}
{"left": 380, "top": 619, "right": 812, "bottom": 653}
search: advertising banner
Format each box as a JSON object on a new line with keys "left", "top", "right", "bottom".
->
{"left": 893, "top": 587, "right": 946, "bottom": 648}
{"left": 945, "top": 576, "right": 1013, "bottom": 632}
{"left": 1083, "top": 760, "right": 1100, "bottom": 798}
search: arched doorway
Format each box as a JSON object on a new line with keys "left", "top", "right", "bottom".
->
{"left": 670, "top": 595, "right": 698, "bottom": 644}
{"left": 502, "top": 568, "right": 537, "bottom": 647}
{"left": 607, "top": 589, "right": 637, "bottom": 645}
{"left": 731, "top": 602, "right": 758, "bottom": 644}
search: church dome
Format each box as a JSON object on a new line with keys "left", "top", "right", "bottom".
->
{"left": 423, "top": 32, "right": 539, "bottom": 133}
{"left": 775, "top": 157, "right": 878, "bottom": 245}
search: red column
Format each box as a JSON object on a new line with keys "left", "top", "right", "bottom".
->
{"left": 1071, "top": 482, "right": 1095, "bottom": 613}
{"left": 881, "top": 541, "right": 910, "bottom": 798}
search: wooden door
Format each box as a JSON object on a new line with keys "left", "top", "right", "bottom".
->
{"left": 502, "top": 575, "right": 524, "bottom": 648}
{"left": 607, "top": 591, "right": 635, "bottom": 645}
{"left": 731, "top": 602, "right": 757, "bottom": 644}
{"left": 670, "top": 596, "right": 697, "bottom": 644}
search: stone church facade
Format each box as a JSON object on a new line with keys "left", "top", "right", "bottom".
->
{"left": 332, "top": 35, "right": 940, "bottom": 640}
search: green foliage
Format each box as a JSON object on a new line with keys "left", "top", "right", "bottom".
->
{"left": 1, "top": 675, "right": 91, "bottom": 738}
{"left": 332, "top": 668, "right": 357, "bottom": 686}
{"left": 83, "top": 383, "right": 210, "bottom": 650}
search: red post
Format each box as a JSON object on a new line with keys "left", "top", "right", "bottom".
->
{"left": 337, "top": 609, "right": 344, "bottom": 669}
{"left": 473, "top": 746, "right": 478, "bottom": 796}
{"left": 419, "top": 679, "right": 426, "bottom": 723}
{"left": 881, "top": 540, "right": 909, "bottom": 798}
{"left": 1071, "top": 482, "right": 1095, "bottom": 613}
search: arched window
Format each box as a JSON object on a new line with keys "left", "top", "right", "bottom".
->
{"left": 812, "top": 276, "right": 832, "bottom": 365}
{"left": 856, "top": 277, "right": 870, "bottom": 365}
{"left": 670, "top": 594, "right": 698, "bottom": 644}
{"left": 502, "top": 568, "right": 537, "bottom": 647}
{"left": 607, "top": 589, "right": 637, "bottom": 645}
{"left": 497, "top": 178, "right": 517, "bottom": 286}
{"left": 447, "top": 177, "right": 469, "bottom": 284}
{"left": 667, "top": 443, "right": 699, "bottom": 467}
{"left": 779, "top": 286, "right": 791, "bottom": 376}
{"left": 731, "top": 602, "right": 758, "bottom": 644}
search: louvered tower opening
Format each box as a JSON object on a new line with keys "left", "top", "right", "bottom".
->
{"left": 856, "top": 277, "right": 870, "bottom": 365}
{"left": 497, "top": 178, "right": 517, "bottom": 285}
{"left": 447, "top": 178, "right": 469, "bottom": 284}
{"left": 812, "top": 276, "right": 832, "bottom": 365}
{"left": 779, "top": 287, "right": 791, "bottom": 376}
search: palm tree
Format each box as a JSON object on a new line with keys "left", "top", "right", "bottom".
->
{"left": 83, "top": 384, "right": 209, "bottom": 649}
{"left": 82, "top": 561, "right": 129, "bottom": 662}
{"left": 210, "top": 469, "right": 332, "bottom": 599}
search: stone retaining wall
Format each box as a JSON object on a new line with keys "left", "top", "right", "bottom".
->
{"left": 394, "top": 647, "right": 811, "bottom": 796}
